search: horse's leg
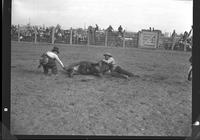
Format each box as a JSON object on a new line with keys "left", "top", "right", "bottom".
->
{"left": 66, "top": 67, "right": 77, "bottom": 77}
{"left": 94, "top": 72, "right": 103, "bottom": 77}
{"left": 188, "top": 66, "right": 192, "bottom": 81}
{"left": 67, "top": 68, "right": 73, "bottom": 77}
{"left": 120, "top": 74, "right": 129, "bottom": 79}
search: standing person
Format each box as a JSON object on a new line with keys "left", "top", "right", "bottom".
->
{"left": 101, "top": 52, "right": 134, "bottom": 79}
{"left": 107, "top": 25, "right": 113, "bottom": 32}
{"left": 171, "top": 30, "right": 176, "bottom": 50}
{"left": 188, "top": 55, "right": 192, "bottom": 81}
{"left": 95, "top": 24, "right": 99, "bottom": 31}
{"left": 182, "top": 26, "right": 193, "bottom": 51}
{"left": 118, "top": 25, "right": 123, "bottom": 36}
{"left": 38, "top": 46, "right": 65, "bottom": 75}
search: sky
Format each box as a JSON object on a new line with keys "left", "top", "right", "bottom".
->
{"left": 11, "top": 0, "right": 193, "bottom": 34}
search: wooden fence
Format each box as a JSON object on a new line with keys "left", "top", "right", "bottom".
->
{"left": 11, "top": 25, "right": 139, "bottom": 48}
{"left": 11, "top": 24, "right": 191, "bottom": 51}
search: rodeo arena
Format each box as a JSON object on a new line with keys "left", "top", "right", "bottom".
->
{"left": 11, "top": 23, "right": 192, "bottom": 136}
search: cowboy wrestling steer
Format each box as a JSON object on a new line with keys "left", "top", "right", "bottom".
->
{"left": 38, "top": 47, "right": 65, "bottom": 75}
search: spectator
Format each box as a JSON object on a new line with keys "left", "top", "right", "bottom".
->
{"left": 107, "top": 25, "right": 113, "bottom": 32}
{"left": 95, "top": 24, "right": 99, "bottom": 31}
{"left": 118, "top": 25, "right": 123, "bottom": 36}
{"left": 19, "top": 36, "right": 23, "bottom": 41}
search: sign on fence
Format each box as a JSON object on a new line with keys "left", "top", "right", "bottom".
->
{"left": 138, "top": 30, "right": 161, "bottom": 48}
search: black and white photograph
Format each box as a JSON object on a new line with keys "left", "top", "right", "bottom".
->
{"left": 10, "top": 0, "right": 193, "bottom": 136}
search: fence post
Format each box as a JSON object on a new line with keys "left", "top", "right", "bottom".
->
{"left": 70, "top": 27, "right": 73, "bottom": 45}
{"left": 18, "top": 24, "right": 20, "bottom": 42}
{"left": 171, "top": 40, "right": 175, "bottom": 50}
{"left": 183, "top": 41, "right": 187, "bottom": 51}
{"left": 87, "top": 30, "right": 90, "bottom": 46}
{"left": 34, "top": 26, "right": 37, "bottom": 44}
{"left": 105, "top": 30, "right": 107, "bottom": 47}
{"left": 171, "top": 34, "right": 175, "bottom": 50}
{"left": 52, "top": 27, "right": 55, "bottom": 44}
{"left": 123, "top": 31, "right": 125, "bottom": 48}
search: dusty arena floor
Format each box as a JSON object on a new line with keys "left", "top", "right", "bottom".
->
{"left": 11, "top": 41, "right": 192, "bottom": 136}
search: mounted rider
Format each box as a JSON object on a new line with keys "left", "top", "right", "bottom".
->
{"left": 179, "top": 26, "right": 193, "bottom": 50}
{"left": 38, "top": 46, "right": 65, "bottom": 75}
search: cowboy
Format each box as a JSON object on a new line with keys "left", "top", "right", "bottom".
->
{"left": 38, "top": 46, "right": 65, "bottom": 75}
{"left": 101, "top": 52, "right": 134, "bottom": 79}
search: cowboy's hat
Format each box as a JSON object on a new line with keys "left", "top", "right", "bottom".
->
{"left": 103, "top": 52, "right": 112, "bottom": 57}
{"left": 52, "top": 47, "right": 59, "bottom": 54}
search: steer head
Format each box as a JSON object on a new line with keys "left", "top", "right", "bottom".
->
{"left": 95, "top": 60, "right": 111, "bottom": 74}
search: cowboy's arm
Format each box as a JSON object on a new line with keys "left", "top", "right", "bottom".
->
{"left": 102, "top": 58, "right": 115, "bottom": 71}
{"left": 102, "top": 59, "right": 109, "bottom": 64}
{"left": 102, "top": 58, "right": 114, "bottom": 64}
{"left": 54, "top": 55, "right": 65, "bottom": 68}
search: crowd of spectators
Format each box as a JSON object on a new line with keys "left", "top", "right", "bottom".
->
{"left": 11, "top": 24, "right": 126, "bottom": 45}
{"left": 11, "top": 24, "right": 192, "bottom": 50}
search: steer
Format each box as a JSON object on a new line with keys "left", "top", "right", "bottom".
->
{"left": 64, "top": 61, "right": 110, "bottom": 77}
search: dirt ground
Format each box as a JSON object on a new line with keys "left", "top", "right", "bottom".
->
{"left": 11, "top": 41, "right": 192, "bottom": 136}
